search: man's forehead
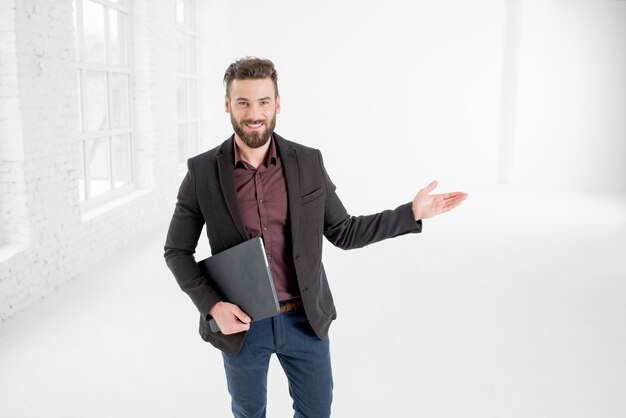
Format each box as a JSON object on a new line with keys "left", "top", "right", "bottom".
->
{"left": 230, "top": 78, "right": 275, "bottom": 98}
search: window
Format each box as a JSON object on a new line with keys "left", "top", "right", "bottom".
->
{"left": 74, "top": 0, "right": 133, "bottom": 207}
{"left": 176, "top": 0, "right": 199, "bottom": 164}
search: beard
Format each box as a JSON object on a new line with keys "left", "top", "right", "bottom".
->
{"left": 231, "top": 112, "right": 277, "bottom": 149}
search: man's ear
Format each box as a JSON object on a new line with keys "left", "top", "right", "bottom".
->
{"left": 225, "top": 96, "right": 231, "bottom": 113}
{"left": 275, "top": 95, "right": 281, "bottom": 114}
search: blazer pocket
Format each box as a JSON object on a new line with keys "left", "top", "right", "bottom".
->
{"left": 301, "top": 187, "right": 324, "bottom": 205}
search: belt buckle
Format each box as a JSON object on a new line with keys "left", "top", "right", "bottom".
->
{"left": 279, "top": 299, "right": 301, "bottom": 314}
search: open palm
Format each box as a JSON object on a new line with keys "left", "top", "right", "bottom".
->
{"left": 411, "top": 180, "right": 468, "bottom": 220}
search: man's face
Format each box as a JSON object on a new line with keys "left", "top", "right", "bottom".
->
{"left": 225, "top": 78, "right": 280, "bottom": 149}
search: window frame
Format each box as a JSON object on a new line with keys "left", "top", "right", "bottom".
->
{"left": 75, "top": 0, "right": 135, "bottom": 211}
{"left": 175, "top": 0, "right": 199, "bottom": 167}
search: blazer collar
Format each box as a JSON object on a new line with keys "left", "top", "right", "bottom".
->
{"left": 216, "top": 135, "right": 248, "bottom": 241}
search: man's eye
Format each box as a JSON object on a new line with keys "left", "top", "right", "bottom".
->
{"left": 238, "top": 102, "right": 248, "bottom": 107}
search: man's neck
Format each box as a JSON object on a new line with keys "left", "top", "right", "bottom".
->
{"left": 234, "top": 135, "right": 271, "bottom": 169}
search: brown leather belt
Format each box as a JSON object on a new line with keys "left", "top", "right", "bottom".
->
{"left": 279, "top": 298, "right": 303, "bottom": 314}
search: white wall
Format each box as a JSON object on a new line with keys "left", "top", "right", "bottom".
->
{"left": 510, "top": 0, "right": 626, "bottom": 192}
{"left": 227, "top": 0, "right": 626, "bottom": 196}
{"left": 228, "top": 0, "right": 507, "bottom": 211}
{"left": 0, "top": 0, "right": 30, "bottom": 251}
{"left": 1, "top": 0, "right": 82, "bottom": 319}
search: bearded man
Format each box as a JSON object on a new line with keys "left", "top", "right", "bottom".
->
{"left": 164, "top": 57, "right": 467, "bottom": 418}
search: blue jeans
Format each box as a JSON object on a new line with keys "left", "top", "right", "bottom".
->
{"left": 222, "top": 309, "right": 333, "bottom": 418}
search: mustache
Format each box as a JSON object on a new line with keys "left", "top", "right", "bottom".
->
{"left": 241, "top": 119, "right": 266, "bottom": 125}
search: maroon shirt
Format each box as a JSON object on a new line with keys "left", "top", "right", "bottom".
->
{"left": 233, "top": 137, "right": 300, "bottom": 301}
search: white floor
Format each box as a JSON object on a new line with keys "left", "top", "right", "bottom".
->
{"left": 1, "top": 187, "right": 625, "bottom": 418}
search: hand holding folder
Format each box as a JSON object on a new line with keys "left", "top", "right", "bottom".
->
{"left": 198, "top": 237, "right": 280, "bottom": 334}
{"left": 208, "top": 301, "right": 252, "bottom": 334}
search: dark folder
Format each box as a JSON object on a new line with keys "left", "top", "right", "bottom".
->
{"left": 198, "top": 237, "right": 280, "bottom": 333}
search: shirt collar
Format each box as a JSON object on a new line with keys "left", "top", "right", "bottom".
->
{"left": 233, "top": 135, "right": 278, "bottom": 168}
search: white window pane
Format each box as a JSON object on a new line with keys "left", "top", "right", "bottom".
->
{"left": 110, "top": 73, "right": 130, "bottom": 128}
{"left": 83, "top": 0, "right": 105, "bottom": 64}
{"left": 187, "top": 0, "right": 196, "bottom": 31}
{"left": 112, "top": 134, "right": 132, "bottom": 187}
{"left": 187, "top": 35, "right": 197, "bottom": 73}
{"left": 188, "top": 79, "right": 197, "bottom": 119}
{"left": 188, "top": 122, "right": 197, "bottom": 156}
{"left": 176, "top": 0, "right": 185, "bottom": 25}
{"left": 109, "top": 9, "right": 127, "bottom": 66}
{"left": 77, "top": 70, "right": 83, "bottom": 132}
{"left": 176, "top": 31, "right": 185, "bottom": 73}
{"left": 84, "top": 71, "right": 108, "bottom": 132}
{"left": 86, "top": 137, "right": 111, "bottom": 197}
{"left": 73, "top": 0, "right": 79, "bottom": 60}
{"left": 78, "top": 141, "right": 86, "bottom": 201}
{"left": 177, "top": 78, "right": 186, "bottom": 119}
{"left": 178, "top": 124, "right": 187, "bottom": 163}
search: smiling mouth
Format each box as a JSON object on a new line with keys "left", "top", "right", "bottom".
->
{"left": 244, "top": 122, "right": 264, "bottom": 129}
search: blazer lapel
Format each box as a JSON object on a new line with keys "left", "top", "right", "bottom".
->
{"left": 216, "top": 136, "right": 249, "bottom": 241}
{"left": 275, "top": 134, "right": 301, "bottom": 248}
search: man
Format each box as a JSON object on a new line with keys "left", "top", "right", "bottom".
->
{"left": 164, "top": 57, "right": 467, "bottom": 418}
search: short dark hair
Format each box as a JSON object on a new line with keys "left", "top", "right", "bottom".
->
{"left": 223, "top": 57, "right": 279, "bottom": 98}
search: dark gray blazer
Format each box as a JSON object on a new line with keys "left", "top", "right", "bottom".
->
{"left": 164, "top": 133, "right": 421, "bottom": 354}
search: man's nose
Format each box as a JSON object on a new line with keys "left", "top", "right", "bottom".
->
{"left": 245, "top": 104, "right": 263, "bottom": 120}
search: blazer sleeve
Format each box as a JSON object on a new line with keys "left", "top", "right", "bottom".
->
{"left": 164, "top": 159, "right": 223, "bottom": 318}
{"left": 319, "top": 151, "right": 422, "bottom": 250}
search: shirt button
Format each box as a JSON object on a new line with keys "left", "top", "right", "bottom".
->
{"left": 259, "top": 199, "right": 263, "bottom": 204}
{"left": 263, "top": 227, "right": 268, "bottom": 231}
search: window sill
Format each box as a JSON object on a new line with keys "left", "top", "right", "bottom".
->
{"left": 0, "top": 244, "right": 28, "bottom": 263}
{"left": 81, "top": 189, "right": 150, "bottom": 222}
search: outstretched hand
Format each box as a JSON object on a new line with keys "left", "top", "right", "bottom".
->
{"left": 411, "top": 180, "right": 468, "bottom": 220}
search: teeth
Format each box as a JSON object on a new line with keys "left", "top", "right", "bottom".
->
{"left": 246, "top": 123, "right": 262, "bottom": 128}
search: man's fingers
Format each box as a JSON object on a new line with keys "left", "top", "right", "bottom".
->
{"left": 219, "top": 306, "right": 251, "bottom": 335}
{"left": 441, "top": 194, "right": 468, "bottom": 211}
{"left": 210, "top": 302, "right": 252, "bottom": 335}
{"left": 232, "top": 306, "right": 251, "bottom": 324}
{"left": 221, "top": 320, "right": 250, "bottom": 335}
{"left": 441, "top": 191, "right": 467, "bottom": 200}
{"left": 421, "top": 180, "right": 438, "bottom": 195}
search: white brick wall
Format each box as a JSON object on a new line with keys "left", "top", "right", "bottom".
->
{"left": 0, "top": 0, "right": 232, "bottom": 321}
{"left": 0, "top": 0, "right": 29, "bottom": 249}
